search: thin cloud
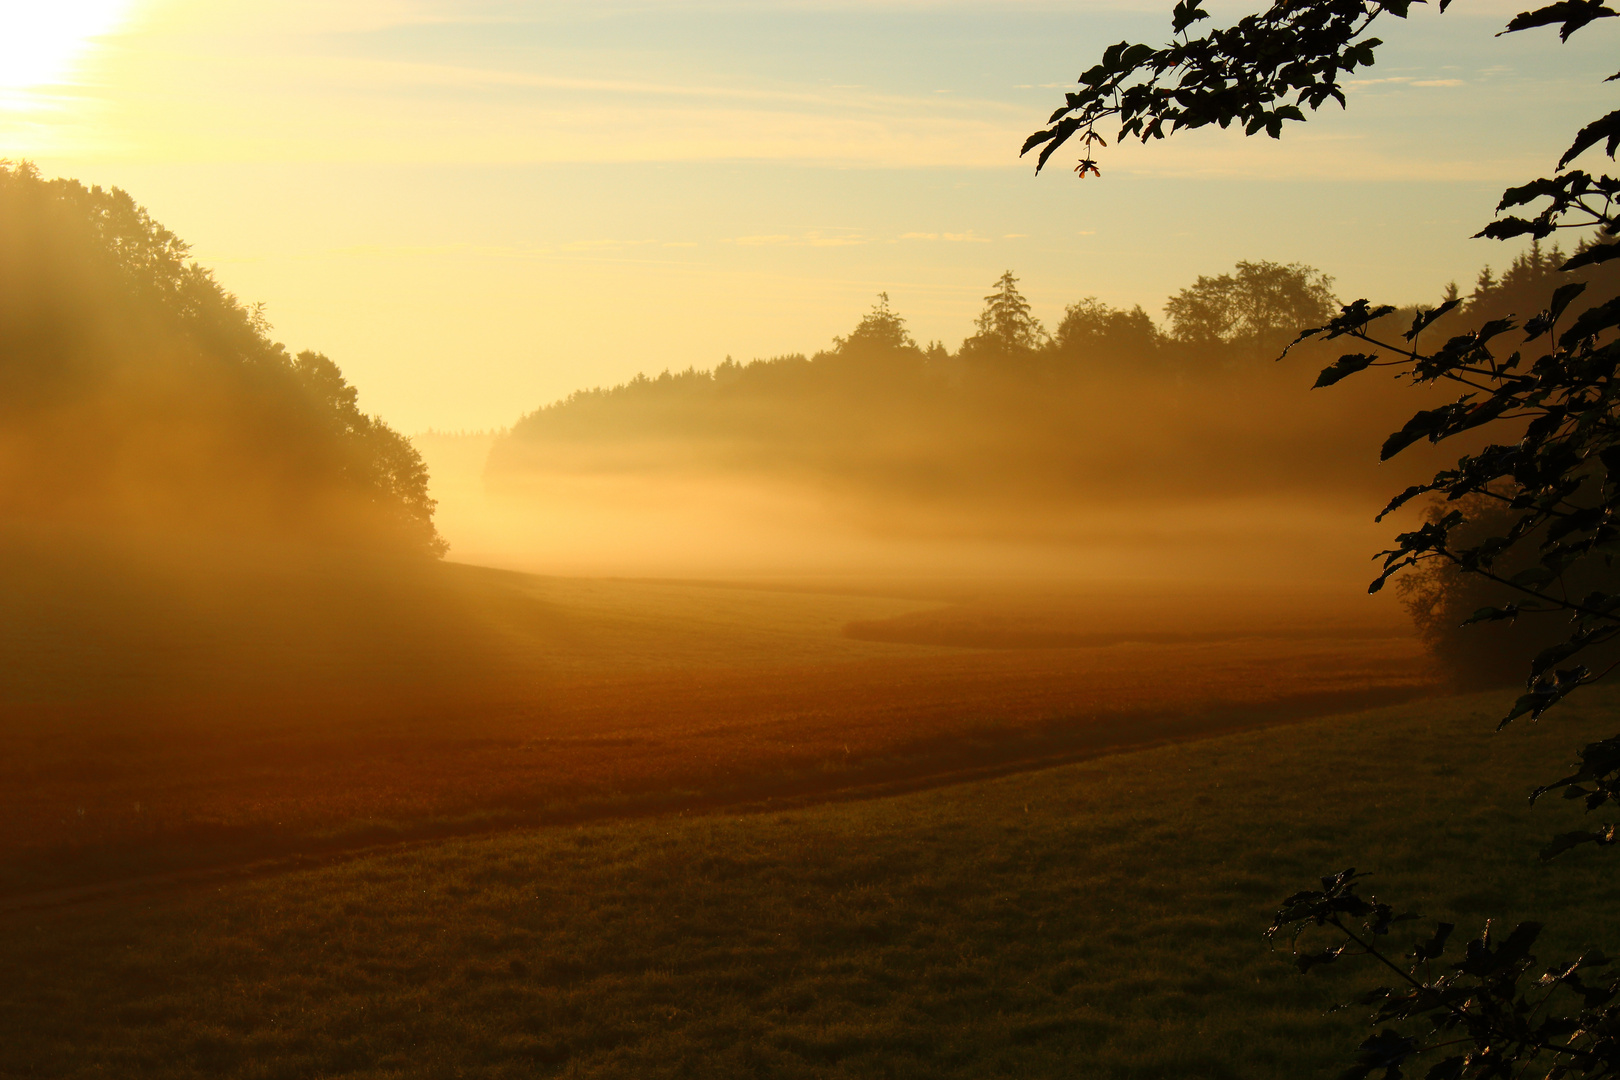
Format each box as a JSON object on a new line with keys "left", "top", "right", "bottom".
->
{"left": 1347, "top": 75, "right": 1465, "bottom": 89}
{"left": 726, "top": 231, "right": 867, "bottom": 247}
{"left": 897, "top": 231, "right": 991, "bottom": 243}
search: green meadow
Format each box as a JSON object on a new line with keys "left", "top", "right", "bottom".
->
{"left": 5, "top": 687, "right": 1618, "bottom": 1080}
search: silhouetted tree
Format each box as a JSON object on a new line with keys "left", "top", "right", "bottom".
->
{"left": 0, "top": 161, "right": 445, "bottom": 556}
{"left": 291, "top": 351, "right": 444, "bottom": 555}
{"left": 834, "top": 292, "right": 918, "bottom": 356}
{"left": 1028, "top": 1, "right": 1620, "bottom": 1075}
{"left": 1050, "top": 296, "right": 1159, "bottom": 364}
{"left": 961, "top": 271, "right": 1047, "bottom": 364}
{"left": 1164, "top": 259, "right": 1336, "bottom": 360}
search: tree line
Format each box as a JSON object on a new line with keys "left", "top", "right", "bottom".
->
{"left": 969, "top": 258, "right": 1337, "bottom": 366}
{"left": 816, "top": 258, "right": 1342, "bottom": 372}
{"left": 492, "top": 247, "right": 1615, "bottom": 510}
{"left": 506, "top": 246, "right": 1602, "bottom": 414}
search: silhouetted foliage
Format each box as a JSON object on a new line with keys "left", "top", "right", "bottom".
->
{"left": 0, "top": 161, "right": 444, "bottom": 556}
{"left": 834, "top": 292, "right": 919, "bottom": 356}
{"left": 489, "top": 270, "right": 1428, "bottom": 519}
{"left": 1029, "top": 0, "right": 1620, "bottom": 1075}
{"left": 961, "top": 271, "right": 1048, "bottom": 365}
{"left": 1397, "top": 493, "right": 1620, "bottom": 689}
{"left": 1267, "top": 870, "right": 1620, "bottom": 1080}
{"left": 1051, "top": 297, "right": 1160, "bottom": 366}
{"left": 1164, "top": 259, "right": 1337, "bottom": 361}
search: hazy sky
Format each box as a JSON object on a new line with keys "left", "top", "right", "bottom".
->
{"left": 5, "top": 0, "right": 1613, "bottom": 431}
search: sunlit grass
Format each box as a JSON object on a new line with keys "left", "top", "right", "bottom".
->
{"left": 5, "top": 687, "right": 1618, "bottom": 1078}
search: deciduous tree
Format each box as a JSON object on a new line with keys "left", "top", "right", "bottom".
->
{"left": 1164, "top": 259, "right": 1337, "bottom": 359}
{"left": 1051, "top": 296, "right": 1159, "bottom": 363}
{"left": 1027, "top": 1, "right": 1620, "bottom": 1075}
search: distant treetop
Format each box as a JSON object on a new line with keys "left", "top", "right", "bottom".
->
{"left": 963, "top": 271, "right": 1048, "bottom": 361}
{"left": 836, "top": 292, "right": 918, "bottom": 355}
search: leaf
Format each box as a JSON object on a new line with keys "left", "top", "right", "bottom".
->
{"left": 1020, "top": 128, "right": 1058, "bottom": 155}
{"left": 1353, "top": 986, "right": 1395, "bottom": 1006}
{"left": 1559, "top": 295, "right": 1620, "bottom": 347}
{"left": 1381, "top": 409, "right": 1447, "bottom": 461}
{"left": 1340, "top": 1029, "right": 1420, "bottom": 1080}
{"left": 1531, "top": 642, "right": 1587, "bottom": 680}
{"left": 1501, "top": 0, "right": 1618, "bottom": 40}
{"left": 1475, "top": 317, "right": 1517, "bottom": 346}
{"left": 1561, "top": 241, "right": 1620, "bottom": 271}
{"left": 1495, "top": 174, "right": 1570, "bottom": 211}
{"left": 1496, "top": 921, "right": 1544, "bottom": 967}
{"left": 1544, "top": 831, "right": 1599, "bottom": 861}
{"left": 1477, "top": 216, "right": 1553, "bottom": 241}
{"left": 1510, "top": 565, "right": 1557, "bottom": 588}
{"left": 1559, "top": 107, "right": 1620, "bottom": 168}
{"left": 1525, "top": 281, "right": 1589, "bottom": 339}
{"left": 1502, "top": 691, "right": 1547, "bottom": 726}
{"left": 1121, "top": 42, "right": 1156, "bottom": 68}
{"left": 1314, "top": 353, "right": 1380, "bottom": 388}
{"left": 1171, "top": 0, "right": 1209, "bottom": 34}
{"left": 1025, "top": 118, "right": 1082, "bottom": 171}
{"left": 1298, "top": 944, "right": 1347, "bottom": 972}
{"left": 1412, "top": 922, "right": 1456, "bottom": 961}
{"left": 1405, "top": 298, "right": 1463, "bottom": 341}
{"left": 1375, "top": 484, "right": 1433, "bottom": 522}
{"left": 1463, "top": 604, "right": 1520, "bottom": 626}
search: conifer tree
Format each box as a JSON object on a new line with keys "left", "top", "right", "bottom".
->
{"left": 963, "top": 271, "right": 1046, "bottom": 360}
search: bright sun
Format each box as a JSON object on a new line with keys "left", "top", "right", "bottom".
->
{"left": 0, "top": 0, "right": 133, "bottom": 96}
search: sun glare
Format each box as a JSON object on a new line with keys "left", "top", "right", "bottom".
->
{"left": 0, "top": 0, "right": 132, "bottom": 101}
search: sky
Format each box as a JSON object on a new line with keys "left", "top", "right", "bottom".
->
{"left": 3, "top": 0, "right": 1615, "bottom": 432}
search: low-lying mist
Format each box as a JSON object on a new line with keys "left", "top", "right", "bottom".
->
{"left": 424, "top": 428, "right": 1403, "bottom": 599}
{"left": 430, "top": 348, "right": 1445, "bottom": 597}
{"left": 446, "top": 252, "right": 1613, "bottom": 612}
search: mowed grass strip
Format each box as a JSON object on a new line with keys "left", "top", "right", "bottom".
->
{"left": 7, "top": 687, "right": 1618, "bottom": 1079}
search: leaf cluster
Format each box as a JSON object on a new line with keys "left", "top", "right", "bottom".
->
{"left": 1023, "top": 0, "right": 1431, "bottom": 177}
{"left": 1270, "top": 872, "right": 1620, "bottom": 1079}
{"left": 1031, "top": 1, "right": 1620, "bottom": 1075}
{"left": 1291, "top": 276, "right": 1620, "bottom": 726}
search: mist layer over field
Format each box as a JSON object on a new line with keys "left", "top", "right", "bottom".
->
{"left": 11, "top": 163, "right": 1605, "bottom": 939}
{"left": 419, "top": 341, "right": 1444, "bottom": 604}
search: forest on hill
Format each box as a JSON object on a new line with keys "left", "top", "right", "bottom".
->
{"left": 0, "top": 161, "right": 443, "bottom": 558}
{"left": 488, "top": 245, "right": 1618, "bottom": 524}
{"left": 0, "top": 163, "right": 459, "bottom": 707}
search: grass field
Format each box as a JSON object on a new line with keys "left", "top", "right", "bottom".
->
{"left": 0, "top": 546, "right": 1430, "bottom": 896}
{"left": 5, "top": 685, "right": 1618, "bottom": 1078}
